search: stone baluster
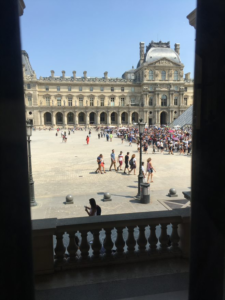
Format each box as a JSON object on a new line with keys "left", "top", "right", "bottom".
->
{"left": 91, "top": 230, "right": 101, "bottom": 259}
{"left": 67, "top": 231, "right": 78, "bottom": 261}
{"left": 138, "top": 225, "right": 147, "bottom": 255}
{"left": 149, "top": 225, "right": 158, "bottom": 252}
{"left": 55, "top": 231, "right": 66, "bottom": 262}
{"left": 104, "top": 228, "right": 113, "bottom": 259}
{"left": 80, "top": 230, "right": 90, "bottom": 260}
{"left": 115, "top": 228, "right": 124, "bottom": 257}
{"left": 159, "top": 224, "right": 168, "bottom": 252}
{"left": 126, "top": 226, "right": 136, "bottom": 257}
{"left": 170, "top": 222, "right": 180, "bottom": 253}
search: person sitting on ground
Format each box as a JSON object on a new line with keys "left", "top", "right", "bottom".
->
{"left": 85, "top": 198, "right": 101, "bottom": 216}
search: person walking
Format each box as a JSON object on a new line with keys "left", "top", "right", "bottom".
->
{"left": 146, "top": 158, "right": 156, "bottom": 183}
{"left": 106, "top": 133, "right": 109, "bottom": 141}
{"left": 85, "top": 198, "right": 101, "bottom": 216}
{"left": 86, "top": 135, "right": 89, "bottom": 145}
{"left": 109, "top": 149, "right": 117, "bottom": 171}
{"left": 128, "top": 154, "right": 136, "bottom": 175}
{"left": 117, "top": 151, "right": 124, "bottom": 171}
{"left": 96, "top": 154, "right": 103, "bottom": 174}
{"left": 124, "top": 152, "right": 130, "bottom": 174}
{"left": 110, "top": 133, "right": 113, "bottom": 142}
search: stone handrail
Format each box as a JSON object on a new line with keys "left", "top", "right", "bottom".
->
{"left": 32, "top": 208, "right": 190, "bottom": 275}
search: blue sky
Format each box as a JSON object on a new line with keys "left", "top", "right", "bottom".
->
{"left": 20, "top": 0, "right": 196, "bottom": 78}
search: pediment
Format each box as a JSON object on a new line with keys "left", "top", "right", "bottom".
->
{"left": 147, "top": 57, "right": 182, "bottom": 67}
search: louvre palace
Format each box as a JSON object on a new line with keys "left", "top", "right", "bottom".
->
{"left": 23, "top": 40, "right": 194, "bottom": 127}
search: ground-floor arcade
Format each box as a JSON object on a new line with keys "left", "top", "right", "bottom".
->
{"left": 26, "top": 108, "right": 187, "bottom": 127}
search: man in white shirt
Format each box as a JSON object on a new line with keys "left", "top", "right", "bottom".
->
{"left": 117, "top": 151, "right": 124, "bottom": 171}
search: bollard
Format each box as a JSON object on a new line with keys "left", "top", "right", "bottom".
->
{"left": 140, "top": 183, "right": 150, "bottom": 204}
{"left": 102, "top": 192, "right": 112, "bottom": 202}
{"left": 168, "top": 188, "right": 178, "bottom": 197}
{"left": 65, "top": 194, "right": 74, "bottom": 204}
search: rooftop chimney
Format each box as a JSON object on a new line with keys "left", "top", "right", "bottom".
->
{"left": 104, "top": 71, "right": 108, "bottom": 79}
{"left": 62, "top": 70, "right": 65, "bottom": 78}
{"left": 51, "top": 70, "right": 55, "bottom": 77}
{"left": 185, "top": 72, "right": 191, "bottom": 80}
{"left": 139, "top": 42, "right": 145, "bottom": 66}
{"left": 83, "top": 71, "right": 87, "bottom": 78}
{"left": 73, "top": 71, "right": 76, "bottom": 78}
{"left": 175, "top": 43, "right": 180, "bottom": 55}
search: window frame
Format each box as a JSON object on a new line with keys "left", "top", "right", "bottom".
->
{"left": 79, "top": 87, "right": 82, "bottom": 92}
{"left": 121, "top": 98, "right": 125, "bottom": 106}
{"left": 174, "top": 70, "right": 178, "bottom": 81}
{"left": 27, "top": 84, "right": 31, "bottom": 89}
{"left": 57, "top": 86, "right": 60, "bottom": 91}
{"left": 121, "top": 87, "right": 124, "bottom": 92}
{"left": 100, "top": 98, "right": 104, "bottom": 106}
{"left": 57, "top": 97, "right": 61, "bottom": 106}
{"left": 46, "top": 97, "right": 50, "bottom": 106}
{"left": 149, "top": 97, "right": 153, "bottom": 106}
{"left": 79, "top": 98, "right": 83, "bottom": 106}
{"left": 161, "top": 71, "right": 166, "bottom": 80}
{"left": 161, "top": 95, "right": 167, "bottom": 106}
{"left": 68, "top": 86, "right": 71, "bottom": 92}
{"left": 100, "top": 87, "right": 104, "bottom": 92}
{"left": 174, "top": 97, "right": 178, "bottom": 105}
{"left": 111, "top": 87, "right": 114, "bottom": 92}
{"left": 28, "top": 96, "right": 32, "bottom": 106}
{"left": 149, "top": 70, "right": 154, "bottom": 80}
{"left": 68, "top": 98, "right": 72, "bottom": 106}
{"left": 45, "top": 86, "right": 49, "bottom": 91}
{"left": 90, "top": 98, "right": 94, "bottom": 106}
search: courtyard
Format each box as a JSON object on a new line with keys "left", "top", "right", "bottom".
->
{"left": 31, "top": 129, "right": 191, "bottom": 219}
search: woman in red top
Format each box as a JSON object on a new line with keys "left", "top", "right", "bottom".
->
{"left": 86, "top": 135, "right": 89, "bottom": 145}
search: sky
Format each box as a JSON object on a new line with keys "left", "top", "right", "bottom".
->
{"left": 20, "top": 0, "right": 196, "bottom": 79}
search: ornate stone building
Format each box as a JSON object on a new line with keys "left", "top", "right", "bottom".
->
{"left": 23, "top": 41, "right": 193, "bottom": 127}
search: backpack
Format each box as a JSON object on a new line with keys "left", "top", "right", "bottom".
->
{"left": 129, "top": 158, "right": 133, "bottom": 166}
{"left": 96, "top": 205, "right": 101, "bottom": 216}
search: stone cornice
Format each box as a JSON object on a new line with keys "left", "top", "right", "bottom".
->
{"left": 187, "top": 9, "right": 196, "bottom": 29}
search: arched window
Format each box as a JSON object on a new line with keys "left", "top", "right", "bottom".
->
{"left": 67, "top": 113, "right": 74, "bottom": 123}
{"left": 161, "top": 71, "right": 166, "bottom": 80}
{"left": 149, "top": 70, "right": 153, "bottom": 80}
{"left": 174, "top": 70, "right": 178, "bottom": 81}
{"left": 149, "top": 97, "right": 153, "bottom": 106}
{"left": 161, "top": 95, "right": 167, "bottom": 106}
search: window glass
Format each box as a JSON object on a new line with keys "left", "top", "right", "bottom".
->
{"left": 90, "top": 98, "right": 94, "bottom": 106}
{"left": 121, "top": 87, "right": 124, "bottom": 92}
{"left": 174, "top": 71, "right": 178, "bottom": 81}
{"left": 27, "top": 84, "right": 31, "bottom": 89}
{"left": 57, "top": 98, "right": 61, "bottom": 106}
{"left": 79, "top": 87, "right": 82, "bottom": 91}
{"left": 46, "top": 97, "right": 50, "bottom": 106}
{"left": 149, "top": 70, "right": 153, "bottom": 80}
{"left": 68, "top": 98, "right": 72, "bottom": 106}
{"left": 90, "top": 87, "right": 93, "bottom": 92}
{"left": 111, "top": 87, "right": 114, "bottom": 92}
{"left": 131, "top": 87, "right": 135, "bottom": 92}
{"left": 161, "top": 71, "right": 166, "bottom": 80}
{"left": 111, "top": 98, "right": 115, "bottom": 106}
{"left": 131, "top": 98, "right": 135, "bottom": 105}
{"left": 121, "top": 98, "right": 124, "bottom": 106}
{"left": 100, "top": 87, "right": 104, "bottom": 91}
{"left": 79, "top": 98, "right": 83, "bottom": 106}
{"left": 174, "top": 97, "right": 178, "bottom": 105}
{"left": 149, "top": 97, "right": 153, "bottom": 106}
{"left": 45, "top": 86, "right": 49, "bottom": 91}
{"left": 184, "top": 98, "right": 187, "bottom": 105}
{"left": 57, "top": 86, "right": 60, "bottom": 91}
{"left": 161, "top": 95, "right": 167, "bottom": 106}
{"left": 68, "top": 86, "right": 71, "bottom": 91}
{"left": 28, "top": 96, "right": 32, "bottom": 106}
{"left": 100, "top": 98, "right": 104, "bottom": 106}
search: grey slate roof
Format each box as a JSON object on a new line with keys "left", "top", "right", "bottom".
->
{"left": 22, "top": 50, "right": 34, "bottom": 76}
{"left": 170, "top": 105, "right": 193, "bottom": 128}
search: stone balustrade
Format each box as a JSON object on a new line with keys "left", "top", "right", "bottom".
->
{"left": 32, "top": 208, "right": 190, "bottom": 275}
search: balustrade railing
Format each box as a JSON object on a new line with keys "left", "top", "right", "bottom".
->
{"left": 32, "top": 208, "right": 190, "bottom": 274}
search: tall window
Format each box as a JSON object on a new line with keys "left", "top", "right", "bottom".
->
{"left": 68, "top": 86, "right": 71, "bottom": 91}
{"left": 161, "top": 95, "right": 167, "bottom": 106}
{"left": 111, "top": 112, "right": 115, "bottom": 122}
{"left": 184, "top": 98, "right": 187, "bottom": 105}
{"left": 184, "top": 87, "right": 187, "bottom": 91}
{"left": 27, "top": 84, "right": 31, "bottom": 89}
{"left": 57, "top": 86, "right": 60, "bottom": 91}
{"left": 131, "top": 98, "right": 135, "bottom": 106}
{"left": 57, "top": 98, "right": 61, "bottom": 106}
{"left": 174, "top": 97, "right": 178, "bottom": 105}
{"left": 121, "top": 87, "right": 124, "bottom": 92}
{"left": 111, "top": 87, "right": 114, "bottom": 92}
{"left": 174, "top": 86, "right": 179, "bottom": 91}
{"left": 149, "top": 70, "right": 153, "bottom": 80}
{"left": 79, "top": 87, "right": 82, "bottom": 91}
{"left": 100, "top": 87, "right": 104, "bottom": 92}
{"left": 100, "top": 98, "right": 104, "bottom": 106}
{"left": 174, "top": 71, "right": 178, "bottom": 81}
{"left": 28, "top": 96, "right": 32, "bottom": 106}
{"left": 90, "top": 98, "right": 94, "bottom": 106}
{"left": 121, "top": 98, "right": 125, "bottom": 106}
{"left": 45, "top": 86, "right": 49, "bottom": 91}
{"left": 161, "top": 71, "right": 166, "bottom": 80}
{"left": 79, "top": 98, "right": 83, "bottom": 106}
{"left": 46, "top": 97, "right": 50, "bottom": 106}
{"left": 90, "top": 87, "right": 93, "bottom": 91}
{"left": 68, "top": 98, "right": 72, "bottom": 106}
{"left": 68, "top": 113, "right": 74, "bottom": 123}
{"left": 111, "top": 98, "right": 115, "bottom": 106}
{"left": 149, "top": 97, "right": 153, "bottom": 106}
{"left": 131, "top": 87, "right": 135, "bottom": 92}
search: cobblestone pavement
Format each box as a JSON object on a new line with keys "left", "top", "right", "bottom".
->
{"left": 30, "top": 130, "right": 191, "bottom": 219}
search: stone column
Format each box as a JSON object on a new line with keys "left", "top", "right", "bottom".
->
{"left": 96, "top": 111, "right": 100, "bottom": 125}
{"left": 86, "top": 111, "right": 89, "bottom": 126}
{"left": 128, "top": 111, "right": 132, "bottom": 125}
{"left": 180, "top": 93, "right": 183, "bottom": 106}
{"left": 107, "top": 110, "right": 111, "bottom": 125}
{"left": 74, "top": 111, "right": 78, "bottom": 125}
{"left": 171, "top": 93, "right": 174, "bottom": 106}
{"left": 51, "top": 111, "right": 55, "bottom": 126}
{"left": 63, "top": 111, "right": 67, "bottom": 126}
{"left": 39, "top": 111, "right": 42, "bottom": 126}
{"left": 156, "top": 93, "right": 160, "bottom": 106}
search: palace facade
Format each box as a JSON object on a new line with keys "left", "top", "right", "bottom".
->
{"left": 23, "top": 40, "right": 194, "bottom": 127}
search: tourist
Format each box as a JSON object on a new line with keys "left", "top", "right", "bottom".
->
{"left": 109, "top": 149, "right": 117, "bottom": 171}
{"left": 117, "top": 151, "right": 123, "bottom": 171}
{"left": 85, "top": 198, "right": 101, "bottom": 216}
{"left": 89, "top": 130, "right": 91, "bottom": 137}
{"left": 96, "top": 154, "right": 102, "bottom": 174}
{"left": 106, "top": 133, "right": 109, "bottom": 141}
{"left": 129, "top": 136, "right": 132, "bottom": 146}
{"left": 144, "top": 142, "right": 148, "bottom": 154}
{"left": 141, "top": 162, "right": 146, "bottom": 179}
{"left": 160, "top": 140, "right": 164, "bottom": 153}
{"left": 124, "top": 152, "right": 130, "bottom": 174}
{"left": 86, "top": 135, "right": 89, "bottom": 145}
{"left": 110, "top": 133, "right": 113, "bottom": 142}
{"left": 98, "top": 133, "right": 100, "bottom": 139}
{"left": 146, "top": 158, "right": 156, "bottom": 183}
{"left": 101, "top": 155, "right": 106, "bottom": 173}
{"left": 128, "top": 154, "right": 136, "bottom": 175}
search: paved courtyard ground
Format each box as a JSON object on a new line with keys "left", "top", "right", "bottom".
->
{"left": 31, "top": 130, "right": 191, "bottom": 219}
